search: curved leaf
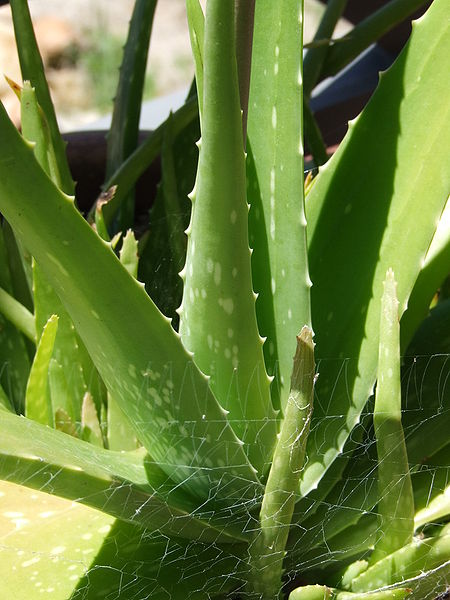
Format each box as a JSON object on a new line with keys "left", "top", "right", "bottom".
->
{"left": 302, "top": 0, "right": 450, "bottom": 497}
{"left": 0, "top": 102, "right": 259, "bottom": 503}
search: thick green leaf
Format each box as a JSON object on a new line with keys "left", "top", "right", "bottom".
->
{"left": 371, "top": 270, "right": 414, "bottom": 563}
{"left": 0, "top": 383, "right": 13, "bottom": 412}
{"left": 179, "top": 0, "right": 276, "bottom": 474}
{"left": 33, "top": 262, "right": 87, "bottom": 425}
{"left": 402, "top": 299, "right": 450, "bottom": 465}
{"left": 0, "top": 226, "right": 30, "bottom": 412}
{"left": 351, "top": 524, "right": 450, "bottom": 599}
{"left": 400, "top": 197, "right": 450, "bottom": 350}
{"left": 248, "top": 0, "right": 311, "bottom": 413}
{"left": 104, "top": 0, "right": 157, "bottom": 232}
{"left": 250, "top": 327, "right": 315, "bottom": 596}
{"left": 119, "top": 230, "right": 139, "bottom": 278}
{"left": 289, "top": 586, "right": 411, "bottom": 600}
{"left": 414, "top": 445, "right": 450, "bottom": 529}
{"left": 71, "top": 521, "right": 247, "bottom": 599}
{"left": 20, "top": 81, "right": 89, "bottom": 427}
{"left": 107, "top": 394, "right": 138, "bottom": 451}
{"left": 302, "top": 0, "right": 450, "bottom": 497}
{"left": 0, "top": 480, "right": 114, "bottom": 600}
{"left": 19, "top": 81, "right": 63, "bottom": 189}
{"left": 138, "top": 115, "right": 196, "bottom": 323}
{"left": 81, "top": 392, "right": 103, "bottom": 447}
{"left": 100, "top": 96, "right": 198, "bottom": 229}
{"left": 48, "top": 359, "right": 76, "bottom": 422}
{"left": 286, "top": 513, "right": 377, "bottom": 575}
{"left": 289, "top": 585, "right": 332, "bottom": 600}
{"left": 0, "top": 411, "right": 249, "bottom": 543}
{"left": 25, "top": 314, "right": 58, "bottom": 426}
{"left": 2, "top": 219, "right": 33, "bottom": 313}
{"left": 0, "top": 103, "right": 259, "bottom": 502}
{"left": 0, "top": 479, "right": 248, "bottom": 600}
{"left": 186, "top": 0, "right": 205, "bottom": 121}
{"left": 0, "top": 286, "right": 35, "bottom": 342}
{"left": 9, "top": 0, "right": 74, "bottom": 195}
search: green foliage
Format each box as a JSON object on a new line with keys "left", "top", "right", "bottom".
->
{"left": 0, "top": 0, "right": 449, "bottom": 598}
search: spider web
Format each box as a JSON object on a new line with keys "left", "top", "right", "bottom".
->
{"left": 0, "top": 350, "right": 448, "bottom": 600}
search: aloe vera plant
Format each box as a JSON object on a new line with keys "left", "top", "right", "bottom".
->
{"left": 0, "top": 0, "right": 449, "bottom": 598}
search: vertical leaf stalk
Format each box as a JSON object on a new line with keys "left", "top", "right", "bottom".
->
{"left": 179, "top": 0, "right": 277, "bottom": 474}
{"left": 249, "top": 326, "right": 315, "bottom": 598}
{"left": 104, "top": 0, "right": 158, "bottom": 233}
{"left": 248, "top": 0, "right": 311, "bottom": 414}
{"left": 9, "top": 0, "right": 74, "bottom": 195}
{"left": 371, "top": 268, "right": 414, "bottom": 563}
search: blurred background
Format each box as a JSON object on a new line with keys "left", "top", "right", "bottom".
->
{"left": 0, "top": 0, "right": 351, "bottom": 132}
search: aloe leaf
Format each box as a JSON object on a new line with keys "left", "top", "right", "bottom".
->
{"left": 0, "top": 103, "right": 259, "bottom": 501}
{"left": 0, "top": 316, "right": 29, "bottom": 414}
{"left": 340, "top": 561, "right": 369, "bottom": 589}
{"left": 157, "top": 114, "right": 188, "bottom": 287}
{"left": 2, "top": 219, "right": 33, "bottom": 312}
{"left": 319, "top": 0, "right": 429, "bottom": 82}
{"left": 351, "top": 523, "right": 450, "bottom": 598}
{"left": 249, "top": 327, "right": 316, "bottom": 597}
{"left": 71, "top": 520, "right": 247, "bottom": 600}
{"left": 287, "top": 512, "right": 377, "bottom": 575}
{"left": 336, "top": 590, "right": 411, "bottom": 599}
{"left": 33, "top": 255, "right": 87, "bottom": 425}
{"left": 0, "top": 479, "right": 247, "bottom": 600}
{"left": 0, "top": 480, "right": 115, "bottom": 599}
{"left": 0, "top": 411, "right": 248, "bottom": 543}
{"left": 104, "top": 0, "right": 157, "bottom": 232}
{"left": 402, "top": 299, "right": 450, "bottom": 467}
{"left": 294, "top": 300, "right": 450, "bottom": 548}
{"left": 9, "top": 0, "right": 74, "bottom": 195}
{"left": 81, "top": 392, "right": 103, "bottom": 447}
{"left": 48, "top": 359, "right": 75, "bottom": 422}
{"left": 371, "top": 270, "right": 414, "bottom": 563}
{"left": 289, "top": 585, "right": 332, "bottom": 600}
{"left": 302, "top": 0, "right": 450, "bottom": 497}
{"left": 25, "top": 314, "right": 58, "bottom": 426}
{"left": 186, "top": 0, "right": 205, "bottom": 120}
{"left": 99, "top": 96, "right": 198, "bottom": 228}
{"left": 19, "top": 81, "right": 63, "bottom": 189}
{"left": 400, "top": 197, "right": 450, "bottom": 350}
{"left": 234, "top": 0, "right": 256, "bottom": 143}
{"left": 287, "top": 440, "right": 449, "bottom": 571}
{"left": 304, "top": 99, "right": 328, "bottom": 166}
{"left": 107, "top": 393, "right": 138, "bottom": 451}
{"left": 289, "top": 586, "right": 410, "bottom": 600}
{"left": 105, "top": 232, "right": 141, "bottom": 448}
{"left": 138, "top": 114, "right": 196, "bottom": 323}
{"left": 0, "top": 384, "right": 13, "bottom": 412}
{"left": 286, "top": 440, "right": 450, "bottom": 572}
{"left": 0, "top": 286, "right": 35, "bottom": 342}
{"left": 414, "top": 445, "right": 450, "bottom": 529}
{"left": 20, "top": 81, "right": 89, "bottom": 424}
{"left": 248, "top": 0, "right": 311, "bottom": 414}
{"left": 119, "top": 229, "right": 139, "bottom": 278}
{"left": 178, "top": 0, "right": 276, "bottom": 474}
{"left": 0, "top": 225, "right": 30, "bottom": 412}
{"left": 55, "top": 407, "right": 78, "bottom": 436}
